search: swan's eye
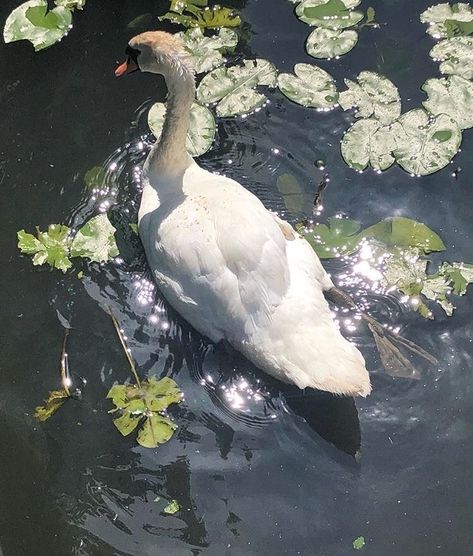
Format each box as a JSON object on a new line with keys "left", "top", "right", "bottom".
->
{"left": 125, "top": 45, "right": 141, "bottom": 65}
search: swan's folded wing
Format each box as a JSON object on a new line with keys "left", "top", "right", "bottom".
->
{"left": 212, "top": 190, "right": 290, "bottom": 335}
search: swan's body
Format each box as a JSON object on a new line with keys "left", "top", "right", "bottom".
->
{"left": 119, "top": 31, "right": 371, "bottom": 397}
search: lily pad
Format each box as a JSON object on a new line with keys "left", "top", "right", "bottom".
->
{"left": 178, "top": 27, "right": 238, "bottom": 74}
{"left": 148, "top": 101, "right": 216, "bottom": 156}
{"left": 277, "top": 63, "right": 338, "bottom": 109}
{"left": 422, "top": 75, "right": 473, "bottom": 129}
{"left": 54, "top": 0, "right": 86, "bottom": 8}
{"left": 137, "top": 414, "right": 177, "bottom": 448}
{"left": 430, "top": 36, "right": 473, "bottom": 79}
{"left": 71, "top": 213, "right": 119, "bottom": 263}
{"left": 362, "top": 217, "right": 446, "bottom": 253}
{"left": 4, "top": 0, "right": 72, "bottom": 51}
{"left": 18, "top": 225, "right": 72, "bottom": 272}
{"left": 306, "top": 27, "right": 358, "bottom": 59}
{"left": 421, "top": 2, "right": 473, "bottom": 39}
{"left": 296, "top": 0, "right": 363, "bottom": 29}
{"left": 160, "top": 4, "right": 241, "bottom": 29}
{"left": 339, "top": 71, "right": 401, "bottom": 125}
{"left": 392, "top": 108, "right": 462, "bottom": 175}
{"left": 296, "top": 217, "right": 362, "bottom": 258}
{"left": 341, "top": 119, "right": 396, "bottom": 171}
{"left": 108, "top": 376, "right": 182, "bottom": 449}
{"left": 196, "top": 59, "right": 278, "bottom": 117}
{"left": 276, "top": 173, "right": 305, "bottom": 212}
{"left": 353, "top": 536, "right": 366, "bottom": 550}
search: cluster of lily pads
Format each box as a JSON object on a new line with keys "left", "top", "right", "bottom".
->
{"left": 297, "top": 216, "right": 473, "bottom": 318}
{"left": 288, "top": 0, "right": 377, "bottom": 60}
{"left": 159, "top": 0, "right": 241, "bottom": 29}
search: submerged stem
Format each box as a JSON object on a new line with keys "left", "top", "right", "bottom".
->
{"left": 60, "top": 328, "right": 71, "bottom": 396}
{"left": 109, "top": 310, "right": 141, "bottom": 388}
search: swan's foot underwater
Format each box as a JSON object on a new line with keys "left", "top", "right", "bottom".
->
{"left": 325, "top": 287, "right": 438, "bottom": 379}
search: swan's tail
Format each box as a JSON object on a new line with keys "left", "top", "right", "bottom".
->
{"left": 325, "top": 287, "right": 438, "bottom": 379}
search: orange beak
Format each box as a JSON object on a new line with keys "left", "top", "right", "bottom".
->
{"left": 115, "top": 57, "right": 139, "bottom": 77}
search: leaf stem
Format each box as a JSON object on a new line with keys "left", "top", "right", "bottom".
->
{"left": 60, "top": 328, "right": 71, "bottom": 396}
{"left": 109, "top": 310, "right": 141, "bottom": 388}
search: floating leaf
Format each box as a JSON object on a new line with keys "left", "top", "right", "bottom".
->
{"left": 54, "top": 0, "right": 86, "bottom": 8}
{"left": 163, "top": 499, "right": 181, "bottom": 514}
{"left": 160, "top": 4, "right": 240, "bottom": 29}
{"left": 18, "top": 225, "right": 72, "bottom": 272}
{"left": 422, "top": 75, "right": 473, "bottom": 129}
{"left": 421, "top": 3, "right": 473, "bottom": 39}
{"left": 339, "top": 71, "right": 401, "bottom": 125}
{"left": 296, "top": 0, "right": 363, "bottom": 29}
{"left": 365, "top": 6, "right": 375, "bottom": 24}
{"left": 341, "top": 119, "right": 396, "bottom": 171}
{"left": 276, "top": 173, "right": 305, "bottom": 213}
{"left": 35, "top": 389, "right": 69, "bottom": 421}
{"left": 430, "top": 36, "right": 473, "bottom": 79}
{"left": 196, "top": 59, "right": 277, "bottom": 117}
{"left": 71, "top": 214, "right": 119, "bottom": 263}
{"left": 277, "top": 63, "right": 338, "bottom": 109}
{"left": 297, "top": 217, "right": 362, "bottom": 258}
{"left": 84, "top": 166, "right": 107, "bottom": 189}
{"left": 392, "top": 108, "right": 462, "bottom": 175}
{"left": 137, "top": 414, "right": 177, "bottom": 448}
{"left": 362, "top": 217, "right": 446, "bottom": 253}
{"left": 148, "top": 101, "right": 216, "bottom": 156}
{"left": 178, "top": 27, "right": 237, "bottom": 74}
{"left": 306, "top": 27, "right": 358, "bottom": 59}
{"left": 107, "top": 376, "right": 182, "bottom": 448}
{"left": 4, "top": 0, "right": 72, "bottom": 51}
{"left": 113, "top": 413, "right": 142, "bottom": 436}
{"left": 352, "top": 536, "right": 365, "bottom": 550}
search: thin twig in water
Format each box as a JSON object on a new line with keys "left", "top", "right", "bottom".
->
{"left": 312, "top": 174, "right": 330, "bottom": 215}
{"left": 60, "top": 328, "right": 71, "bottom": 396}
{"left": 109, "top": 309, "right": 141, "bottom": 387}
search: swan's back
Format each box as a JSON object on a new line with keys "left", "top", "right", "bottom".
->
{"left": 139, "top": 162, "right": 371, "bottom": 397}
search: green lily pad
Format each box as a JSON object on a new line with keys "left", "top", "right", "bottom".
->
{"left": 160, "top": 4, "right": 240, "bottom": 29}
{"left": 84, "top": 166, "right": 107, "bottom": 189}
{"left": 276, "top": 173, "right": 305, "bottom": 213}
{"left": 430, "top": 36, "right": 473, "bottom": 79}
{"left": 422, "top": 75, "right": 473, "bottom": 129}
{"left": 339, "top": 71, "right": 401, "bottom": 125}
{"left": 306, "top": 27, "right": 358, "bottom": 59}
{"left": 341, "top": 119, "right": 396, "bottom": 171}
{"left": 4, "top": 0, "right": 72, "bottom": 51}
{"left": 196, "top": 59, "right": 277, "bottom": 117}
{"left": 296, "top": 0, "right": 363, "bottom": 29}
{"left": 18, "top": 224, "right": 72, "bottom": 272}
{"left": 277, "top": 63, "right": 338, "bottom": 109}
{"left": 137, "top": 414, "right": 177, "bottom": 448}
{"left": 297, "top": 217, "right": 362, "bottom": 258}
{"left": 70, "top": 213, "right": 119, "bottom": 263}
{"left": 108, "top": 376, "right": 182, "bottom": 449}
{"left": 392, "top": 108, "right": 462, "bottom": 176}
{"left": 148, "top": 101, "right": 216, "bottom": 157}
{"left": 362, "top": 217, "right": 446, "bottom": 252}
{"left": 421, "top": 2, "right": 473, "bottom": 39}
{"left": 178, "top": 27, "right": 238, "bottom": 74}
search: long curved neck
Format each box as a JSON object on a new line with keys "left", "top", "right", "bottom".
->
{"left": 145, "top": 62, "right": 195, "bottom": 180}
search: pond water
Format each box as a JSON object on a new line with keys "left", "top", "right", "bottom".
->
{"left": 2, "top": 0, "right": 473, "bottom": 554}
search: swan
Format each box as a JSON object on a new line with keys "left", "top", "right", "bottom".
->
{"left": 115, "top": 31, "right": 371, "bottom": 397}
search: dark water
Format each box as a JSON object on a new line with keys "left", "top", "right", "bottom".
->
{"left": 2, "top": 0, "right": 473, "bottom": 554}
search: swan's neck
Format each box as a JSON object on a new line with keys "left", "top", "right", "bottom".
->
{"left": 145, "top": 62, "right": 195, "bottom": 179}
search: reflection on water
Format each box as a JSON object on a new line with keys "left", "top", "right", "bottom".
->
{"left": 3, "top": 0, "right": 473, "bottom": 554}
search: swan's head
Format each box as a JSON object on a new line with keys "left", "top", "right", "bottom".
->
{"left": 115, "top": 31, "right": 193, "bottom": 77}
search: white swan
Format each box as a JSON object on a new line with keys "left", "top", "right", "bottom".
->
{"left": 115, "top": 31, "right": 371, "bottom": 397}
